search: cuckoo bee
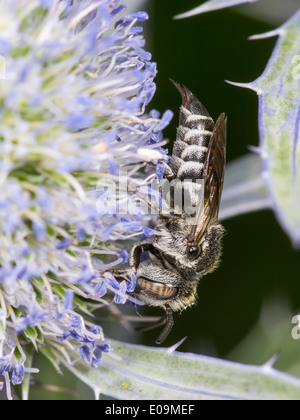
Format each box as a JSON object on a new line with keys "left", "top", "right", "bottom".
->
{"left": 112, "top": 81, "right": 227, "bottom": 344}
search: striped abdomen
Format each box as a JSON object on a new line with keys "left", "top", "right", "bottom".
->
{"left": 168, "top": 83, "right": 214, "bottom": 183}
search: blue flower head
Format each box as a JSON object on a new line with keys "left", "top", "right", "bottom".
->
{"left": 0, "top": 0, "right": 172, "bottom": 399}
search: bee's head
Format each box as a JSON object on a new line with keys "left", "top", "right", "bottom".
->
{"left": 187, "top": 224, "right": 225, "bottom": 275}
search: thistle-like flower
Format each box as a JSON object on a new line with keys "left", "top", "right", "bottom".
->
{"left": 0, "top": 0, "right": 173, "bottom": 399}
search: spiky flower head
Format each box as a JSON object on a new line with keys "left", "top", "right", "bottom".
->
{"left": 0, "top": 0, "right": 172, "bottom": 399}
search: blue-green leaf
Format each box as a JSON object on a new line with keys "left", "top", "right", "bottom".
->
{"left": 62, "top": 340, "right": 300, "bottom": 400}
{"left": 220, "top": 153, "right": 271, "bottom": 221}
{"left": 174, "top": 0, "right": 260, "bottom": 20}
{"left": 230, "top": 10, "right": 300, "bottom": 245}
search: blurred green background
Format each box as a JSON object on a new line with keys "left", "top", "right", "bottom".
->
{"left": 25, "top": 0, "right": 300, "bottom": 400}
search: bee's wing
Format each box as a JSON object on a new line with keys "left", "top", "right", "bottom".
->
{"left": 188, "top": 113, "right": 227, "bottom": 246}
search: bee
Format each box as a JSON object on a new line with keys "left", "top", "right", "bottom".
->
{"left": 112, "top": 81, "right": 227, "bottom": 344}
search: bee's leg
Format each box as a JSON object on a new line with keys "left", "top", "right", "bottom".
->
{"left": 107, "top": 268, "right": 133, "bottom": 281}
{"left": 98, "top": 243, "right": 156, "bottom": 280}
{"left": 99, "top": 243, "right": 157, "bottom": 284}
{"left": 127, "top": 185, "right": 159, "bottom": 214}
{"left": 150, "top": 161, "right": 175, "bottom": 181}
{"left": 135, "top": 305, "right": 174, "bottom": 345}
{"left": 159, "top": 162, "right": 176, "bottom": 181}
{"left": 127, "top": 163, "right": 176, "bottom": 216}
{"left": 142, "top": 160, "right": 177, "bottom": 181}
{"left": 130, "top": 160, "right": 175, "bottom": 180}
{"left": 143, "top": 161, "right": 176, "bottom": 181}
{"left": 155, "top": 305, "right": 174, "bottom": 345}
{"left": 129, "top": 242, "right": 156, "bottom": 272}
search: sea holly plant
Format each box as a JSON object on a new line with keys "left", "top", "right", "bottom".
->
{"left": 174, "top": 0, "right": 261, "bottom": 20}
{"left": 0, "top": 0, "right": 172, "bottom": 399}
{"left": 0, "top": 0, "right": 300, "bottom": 401}
{"left": 237, "top": 10, "right": 300, "bottom": 245}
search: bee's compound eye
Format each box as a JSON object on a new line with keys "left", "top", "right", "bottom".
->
{"left": 187, "top": 245, "right": 202, "bottom": 260}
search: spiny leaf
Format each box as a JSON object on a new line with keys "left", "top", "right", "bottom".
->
{"left": 62, "top": 340, "right": 300, "bottom": 400}
{"left": 231, "top": 10, "right": 300, "bottom": 245}
{"left": 174, "top": 0, "right": 260, "bottom": 20}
